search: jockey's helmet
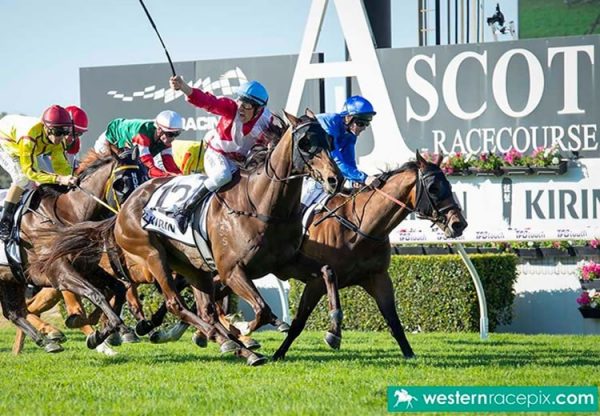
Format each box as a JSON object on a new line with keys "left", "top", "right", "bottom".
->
{"left": 237, "top": 81, "right": 269, "bottom": 107}
{"left": 41, "top": 105, "right": 72, "bottom": 128}
{"left": 339, "top": 96, "right": 376, "bottom": 120}
{"left": 155, "top": 110, "right": 184, "bottom": 132}
{"left": 65, "top": 106, "right": 88, "bottom": 134}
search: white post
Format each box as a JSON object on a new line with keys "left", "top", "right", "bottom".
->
{"left": 454, "top": 243, "right": 489, "bottom": 339}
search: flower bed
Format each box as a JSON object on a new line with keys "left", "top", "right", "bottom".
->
{"left": 434, "top": 145, "right": 568, "bottom": 177}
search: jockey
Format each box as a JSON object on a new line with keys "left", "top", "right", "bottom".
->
{"left": 169, "top": 75, "right": 273, "bottom": 232}
{"left": 93, "top": 110, "right": 183, "bottom": 178}
{"left": 37, "top": 105, "right": 87, "bottom": 171}
{"left": 0, "top": 105, "right": 79, "bottom": 240}
{"left": 302, "top": 96, "right": 380, "bottom": 207}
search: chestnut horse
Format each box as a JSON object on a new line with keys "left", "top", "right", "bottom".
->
{"left": 40, "top": 112, "right": 341, "bottom": 365}
{"left": 0, "top": 149, "right": 143, "bottom": 353}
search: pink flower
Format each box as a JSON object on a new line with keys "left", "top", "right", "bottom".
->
{"left": 590, "top": 239, "right": 599, "bottom": 249}
{"left": 577, "top": 291, "right": 591, "bottom": 306}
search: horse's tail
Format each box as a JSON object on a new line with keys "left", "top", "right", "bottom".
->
{"left": 35, "top": 217, "right": 117, "bottom": 275}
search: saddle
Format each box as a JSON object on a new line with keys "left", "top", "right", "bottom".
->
{"left": 141, "top": 174, "right": 216, "bottom": 271}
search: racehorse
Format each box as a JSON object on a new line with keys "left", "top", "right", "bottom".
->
{"left": 0, "top": 149, "right": 143, "bottom": 353}
{"left": 39, "top": 111, "right": 342, "bottom": 365}
{"left": 270, "top": 152, "right": 467, "bottom": 359}
{"left": 179, "top": 152, "right": 466, "bottom": 358}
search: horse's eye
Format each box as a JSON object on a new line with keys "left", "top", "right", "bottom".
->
{"left": 298, "top": 136, "right": 311, "bottom": 152}
{"left": 428, "top": 183, "right": 440, "bottom": 195}
{"left": 112, "top": 178, "right": 126, "bottom": 192}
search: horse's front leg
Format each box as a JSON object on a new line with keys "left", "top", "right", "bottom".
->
{"left": 273, "top": 278, "right": 326, "bottom": 361}
{"left": 320, "top": 265, "right": 343, "bottom": 350}
{"left": 0, "top": 282, "right": 63, "bottom": 354}
{"left": 224, "top": 265, "right": 285, "bottom": 333}
{"left": 360, "top": 271, "right": 415, "bottom": 358}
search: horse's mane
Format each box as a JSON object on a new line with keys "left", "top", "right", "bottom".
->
{"left": 75, "top": 149, "right": 115, "bottom": 182}
{"left": 376, "top": 161, "right": 418, "bottom": 179}
{"left": 241, "top": 113, "right": 289, "bottom": 173}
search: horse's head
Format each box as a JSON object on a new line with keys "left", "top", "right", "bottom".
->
{"left": 104, "top": 148, "right": 146, "bottom": 209}
{"left": 412, "top": 151, "right": 467, "bottom": 238}
{"left": 285, "top": 109, "right": 341, "bottom": 194}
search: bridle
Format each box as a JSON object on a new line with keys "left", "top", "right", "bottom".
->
{"left": 216, "top": 118, "right": 332, "bottom": 224}
{"left": 264, "top": 119, "right": 331, "bottom": 183}
{"left": 317, "top": 165, "right": 458, "bottom": 241}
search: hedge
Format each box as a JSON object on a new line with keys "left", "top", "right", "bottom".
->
{"left": 288, "top": 254, "right": 518, "bottom": 332}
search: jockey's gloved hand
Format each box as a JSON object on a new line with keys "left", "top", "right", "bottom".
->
{"left": 169, "top": 75, "right": 192, "bottom": 96}
{"left": 365, "top": 175, "right": 382, "bottom": 189}
{"left": 57, "top": 175, "right": 79, "bottom": 188}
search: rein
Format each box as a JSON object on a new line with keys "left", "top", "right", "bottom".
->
{"left": 316, "top": 168, "right": 449, "bottom": 242}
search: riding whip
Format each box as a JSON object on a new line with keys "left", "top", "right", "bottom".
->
{"left": 76, "top": 185, "right": 119, "bottom": 215}
{"left": 137, "top": 0, "right": 176, "bottom": 76}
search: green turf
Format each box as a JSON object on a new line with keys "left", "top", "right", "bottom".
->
{"left": 0, "top": 329, "right": 599, "bottom": 415}
{"left": 520, "top": 0, "right": 600, "bottom": 38}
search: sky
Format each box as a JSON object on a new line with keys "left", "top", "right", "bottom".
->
{"left": 0, "top": 0, "right": 518, "bottom": 117}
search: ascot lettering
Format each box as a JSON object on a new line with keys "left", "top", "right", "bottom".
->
{"left": 406, "top": 45, "right": 595, "bottom": 122}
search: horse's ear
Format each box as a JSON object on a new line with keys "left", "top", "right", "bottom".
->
{"left": 415, "top": 150, "right": 427, "bottom": 169}
{"left": 433, "top": 153, "right": 443, "bottom": 166}
{"left": 284, "top": 111, "right": 300, "bottom": 127}
{"left": 305, "top": 108, "right": 316, "bottom": 119}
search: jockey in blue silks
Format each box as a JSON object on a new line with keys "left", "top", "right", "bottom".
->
{"left": 302, "top": 95, "right": 381, "bottom": 208}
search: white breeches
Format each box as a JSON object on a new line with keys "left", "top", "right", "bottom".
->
{"left": 0, "top": 150, "right": 29, "bottom": 189}
{"left": 203, "top": 148, "right": 238, "bottom": 191}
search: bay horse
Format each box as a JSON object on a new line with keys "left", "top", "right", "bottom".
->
{"left": 40, "top": 111, "right": 342, "bottom": 365}
{"left": 0, "top": 149, "right": 143, "bottom": 353}
{"left": 184, "top": 152, "right": 466, "bottom": 358}
{"left": 271, "top": 152, "right": 467, "bottom": 359}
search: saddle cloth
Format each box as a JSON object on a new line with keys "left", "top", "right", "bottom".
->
{"left": 141, "top": 174, "right": 216, "bottom": 271}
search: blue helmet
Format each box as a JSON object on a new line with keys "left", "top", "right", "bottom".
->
{"left": 237, "top": 81, "right": 269, "bottom": 107}
{"left": 339, "top": 96, "right": 376, "bottom": 118}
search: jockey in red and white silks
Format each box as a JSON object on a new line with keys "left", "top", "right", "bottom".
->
{"left": 169, "top": 75, "right": 273, "bottom": 232}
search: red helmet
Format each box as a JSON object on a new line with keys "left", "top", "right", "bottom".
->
{"left": 41, "top": 105, "right": 72, "bottom": 128}
{"left": 65, "top": 106, "right": 88, "bottom": 133}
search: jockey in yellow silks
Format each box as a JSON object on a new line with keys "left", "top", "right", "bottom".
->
{"left": 0, "top": 105, "right": 78, "bottom": 240}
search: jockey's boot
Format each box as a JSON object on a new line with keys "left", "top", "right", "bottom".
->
{"left": 173, "top": 184, "right": 210, "bottom": 233}
{"left": 0, "top": 202, "right": 18, "bottom": 241}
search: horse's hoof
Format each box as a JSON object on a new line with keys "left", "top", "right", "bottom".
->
{"left": 105, "top": 332, "right": 122, "bottom": 347}
{"left": 192, "top": 333, "right": 208, "bottom": 348}
{"left": 272, "top": 351, "right": 286, "bottom": 362}
{"left": 121, "top": 331, "right": 140, "bottom": 344}
{"left": 96, "top": 341, "right": 118, "bottom": 357}
{"left": 65, "top": 314, "right": 85, "bottom": 329}
{"left": 247, "top": 353, "right": 268, "bottom": 366}
{"left": 44, "top": 341, "right": 64, "bottom": 353}
{"left": 149, "top": 331, "right": 167, "bottom": 344}
{"left": 219, "top": 340, "right": 240, "bottom": 354}
{"left": 404, "top": 353, "right": 417, "bottom": 360}
{"left": 276, "top": 322, "right": 290, "bottom": 333}
{"left": 324, "top": 331, "right": 342, "bottom": 350}
{"left": 135, "top": 320, "right": 154, "bottom": 336}
{"left": 243, "top": 338, "right": 261, "bottom": 350}
{"left": 86, "top": 331, "right": 102, "bottom": 350}
{"left": 47, "top": 331, "right": 67, "bottom": 343}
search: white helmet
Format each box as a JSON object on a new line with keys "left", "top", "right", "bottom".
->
{"left": 155, "top": 110, "right": 184, "bottom": 132}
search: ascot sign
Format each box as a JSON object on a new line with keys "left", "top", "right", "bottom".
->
{"left": 287, "top": 0, "right": 600, "bottom": 165}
